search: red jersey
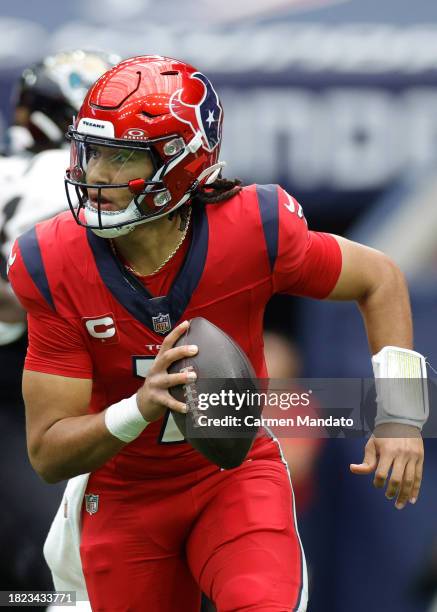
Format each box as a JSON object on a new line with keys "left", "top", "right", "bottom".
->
{"left": 9, "top": 184, "right": 341, "bottom": 475}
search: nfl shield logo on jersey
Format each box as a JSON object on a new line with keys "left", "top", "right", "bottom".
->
{"left": 152, "top": 313, "right": 171, "bottom": 334}
{"left": 85, "top": 494, "right": 99, "bottom": 515}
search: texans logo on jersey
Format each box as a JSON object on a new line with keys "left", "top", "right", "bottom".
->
{"left": 169, "top": 72, "right": 223, "bottom": 152}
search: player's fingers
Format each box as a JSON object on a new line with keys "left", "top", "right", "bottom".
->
{"left": 409, "top": 458, "right": 424, "bottom": 505}
{"left": 161, "top": 370, "right": 197, "bottom": 389}
{"left": 158, "top": 391, "right": 188, "bottom": 414}
{"left": 372, "top": 452, "right": 395, "bottom": 489}
{"left": 350, "top": 437, "right": 378, "bottom": 474}
{"left": 385, "top": 455, "right": 407, "bottom": 500}
{"left": 158, "top": 344, "right": 198, "bottom": 370}
{"left": 394, "top": 459, "right": 416, "bottom": 510}
{"left": 159, "top": 319, "right": 190, "bottom": 352}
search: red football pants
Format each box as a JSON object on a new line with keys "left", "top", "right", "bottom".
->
{"left": 80, "top": 453, "right": 307, "bottom": 611}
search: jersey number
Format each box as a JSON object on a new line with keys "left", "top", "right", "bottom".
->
{"left": 133, "top": 356, "right": 185, "bottom": 444}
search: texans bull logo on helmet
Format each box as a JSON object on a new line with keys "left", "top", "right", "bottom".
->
{"left": 170, "top": 72, "right": 223, "bottom": 153}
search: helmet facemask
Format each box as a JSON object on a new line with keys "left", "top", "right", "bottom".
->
{"left": 65, "top": 128, "right": 194, "bottom": 238}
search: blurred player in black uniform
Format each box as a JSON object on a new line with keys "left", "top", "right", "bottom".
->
{"left": 0, "top": 49, "right": 118, "bottom": 592}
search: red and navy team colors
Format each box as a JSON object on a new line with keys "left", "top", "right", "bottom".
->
{"left": 9, "top": 185, "right": 342, "bottom": 611}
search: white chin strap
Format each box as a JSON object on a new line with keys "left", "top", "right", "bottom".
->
{"left": 86, "top": 161, "right": 227, "bottom": 239}
{"left": 198, "top": 161, "right": 226, "bottom": 185}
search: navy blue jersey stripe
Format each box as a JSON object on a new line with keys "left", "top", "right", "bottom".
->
{"left": 87, "top": 205, "right": 209, "bottom": 335}
{"left": 256, "top": 184, "right": 279, "bottom": 273}
{"left": 18, "top": 226, "right": 55, "bottom": 311}
{"left": 168, "top": 206, "right": 209, "bottom": 325}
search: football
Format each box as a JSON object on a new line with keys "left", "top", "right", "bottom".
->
{"left": 168, "top": 317, "right": 261, "bottom": 469}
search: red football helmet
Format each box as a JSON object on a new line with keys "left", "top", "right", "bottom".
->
{"left": 65, "top": 55, "right": 225, "bottom": 237}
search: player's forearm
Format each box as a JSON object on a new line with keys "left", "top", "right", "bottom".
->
{"left": 29, "top": 412, "right": 126, "bottom": 483}
{"left": 357, "top": 257, "right": 413, "bottom": 355}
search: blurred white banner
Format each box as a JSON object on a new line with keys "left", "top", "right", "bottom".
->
{"left": 198, "top": 0, "right": 350, "bottom": 22}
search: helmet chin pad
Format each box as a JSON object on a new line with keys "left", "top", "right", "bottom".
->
{"left": 81, "top": 191, "right": 192, "bottom": 239}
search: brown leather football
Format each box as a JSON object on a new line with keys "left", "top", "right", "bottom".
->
{"left": 168, "top": 317, "right": 261, "bottom": 469}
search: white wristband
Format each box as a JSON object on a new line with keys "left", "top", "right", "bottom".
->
{"left": 371, "top": 346, "right": 429, "bottom": 430}
{"left": 104, "top": 393, "right": 149, "bottom": 443}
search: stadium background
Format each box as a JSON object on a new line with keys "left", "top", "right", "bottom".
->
{"left": 1, "top": 1, "right": 437, "bottom": 610}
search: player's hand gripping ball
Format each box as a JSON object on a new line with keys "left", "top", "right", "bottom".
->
{"left": 168, "top": 317, "right": 261, "bottom": 469}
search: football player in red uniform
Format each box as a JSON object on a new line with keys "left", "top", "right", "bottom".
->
{"left": 9, "top": 56, "right": 425, "bottom": 611}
